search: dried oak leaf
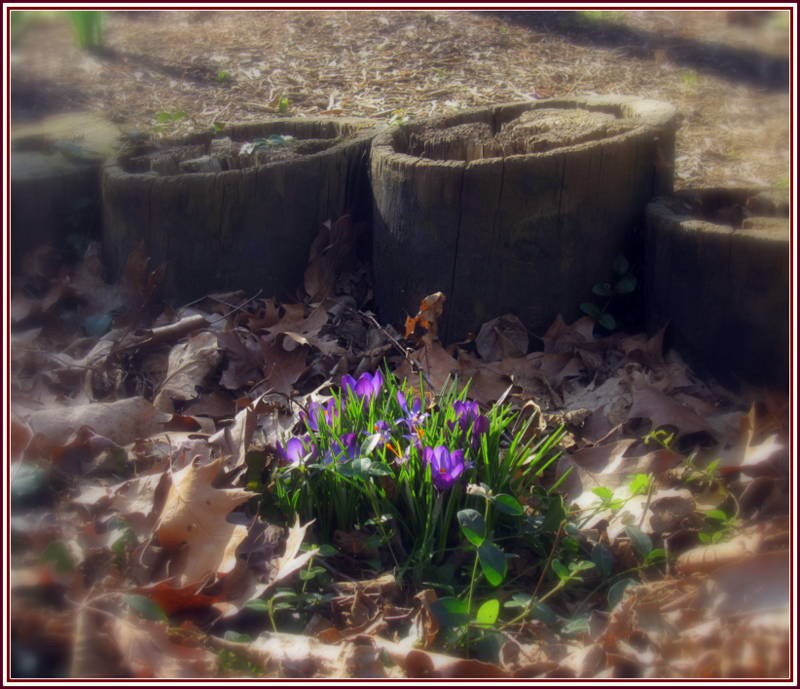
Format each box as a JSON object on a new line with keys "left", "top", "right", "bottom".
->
{"left": 627, "top": 381, "right": 712, "bottom": 437}
{"left": 111, "top": 614, "right": 216, "bottom": 678}
{"left": 541, "top": 314, "right": 595, "bottom": 353}
{"left": 153, "top": 331, "right": 221, "bottom": 413}
{"left": 154, "top": 456, "right": 256, "bottom": 586}
{"left": 26, "top": 397, "right": 170, "bottom": 447}
{"left": 258, "top": 336, "right": 309, "bottom": 396}
{"left": 208, "top": 404, "right": 256, "bottom": 470}
{"left": 475, "top": 313, "right": 529, "bottom": 362}
{"left": 404, "top": 292, "right": 446, "bottom": 340}
{"left": 396, "top": 340, "right": 458, "bottom": 392}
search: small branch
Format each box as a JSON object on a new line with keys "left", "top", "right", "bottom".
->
{"left": 532, "top": 520, "right": 565, "bottom": 600}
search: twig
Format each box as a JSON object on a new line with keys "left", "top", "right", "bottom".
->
{"left": 532, "top": 520, "right": 565, "bottom": 600}
{"left": 206, "top": 289, "right": 264, "bottom": 325}
{"left": 637, "top": 473, "right": 656, "bottom": 531}
{"left": 357, "top": 310, "right": 437, "bottom": 391}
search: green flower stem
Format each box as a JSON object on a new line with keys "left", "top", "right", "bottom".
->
{"left": 466, "top": 498, "right": 491, "bottom": 616}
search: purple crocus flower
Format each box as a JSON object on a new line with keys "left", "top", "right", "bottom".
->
{"left": 372, "top": 420, "right": 393, "bottom": 446}
{"left": 452, "top": 400, "right": 480, "bottom": 431}
{"left": 301, "top": 399, "right": 338, "bottom": 432}
{"left": 341, "top": 371, "right": 384, "bottom": 402}
{"left": 451, "top": 400, "right": 490, "bottom": 447}
{"left": 396, "top": 390, "right": 429, "bottom": 431}
{"left": 325, "top": 432, "right": 360, "bottom": 463}
{"left": 422, "top": 446, "right": 466, "bottom": 491}
{"left": 277, "top": 436, "right": 317, "bottom": 465}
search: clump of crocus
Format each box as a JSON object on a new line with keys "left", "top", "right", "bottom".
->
{"left": 269, "top": 367, "right": 564, "bottom": 581}
{"left": 341, "top": 370, "right": 384, "bottom": 402}
{"left": 423, "top": 445, "right": 466, "bottom": 491}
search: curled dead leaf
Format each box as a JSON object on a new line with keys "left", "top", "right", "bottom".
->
{"left": 475, "top": 314, "right": 529, "bottom": 362}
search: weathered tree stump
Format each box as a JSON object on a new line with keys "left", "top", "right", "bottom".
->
{"left": 646, "top": 188, "right": 790, "bottom": 388}
{"left": 11, "top": 112, "right": 121, "bottom": 268}
{"left": 370, "top": 97, "right": 678, "bottom": 341}
{"left": 102, "top": 118, "right": 379, "bottom": 302}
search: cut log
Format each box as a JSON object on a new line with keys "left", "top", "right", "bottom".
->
{"left": 102, "top": 118, "right": 379, "bottom": 303}
{"left": 645, "top": 188, "right": 790, "bottom": 389}
{"left": 10, "top": 112, "right": 121, "bottom": 268}
{"left": 370, "top": 97, "right": 678, "bottom": 342}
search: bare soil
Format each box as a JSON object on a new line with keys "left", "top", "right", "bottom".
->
{"left": 10, "top": 9, "right": 792, "bottom": 188}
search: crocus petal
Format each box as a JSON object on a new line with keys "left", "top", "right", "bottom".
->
{"left": 474, "top": 415, "right": 490, "bottom": 435}
{"left": 341, "top": 374, "right": 357, "bottom": 394}
{"left": 371, "top": 370, "right": 384, "bottom": 396}
{"left": 355, "top": 377, "right": 374, "bottom": 398}
{"left": 279, "top": 437, "right": 314, "bottom": 465}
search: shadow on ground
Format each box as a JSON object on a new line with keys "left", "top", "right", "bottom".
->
{"left": 493, "top": 11, "right": 790, "bottom": 92}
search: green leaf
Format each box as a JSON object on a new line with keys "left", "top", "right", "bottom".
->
{"left": 457, "top": 509, "right": 487, "bottom": 548}
{"left": 298, "top": 566, "right": 325, "bottom": 581}
{"left": 223, "top": 631, "right": 252, "bottom": 643}
{"left": 705, "top": 509, "right": 728, "bottom": 522}
{"left": 493, "top": 493, "right": 524, "bottom": 516}
{"left": 551, "top": 559, "right": 569, "bottom": 582}
{"left": 628, "top": 473, "right": 651, "bottom": 496}
{"left": 592, "top": 486, "right": 614, "bottom": 502}
{"left": 361, "top": 433, "right": 383, "bottom": 455}
{"left": 580, "top": 302, "right": 602, "bottom": 319}
{"left": 474, "top": 599, "right": 500, "bottom": 627}
{"left": 541, "top": 496, "right": 565, "bottom": 532}
{"left": 503, "top": 593, "right": 532, "bottom": 609}
{"left": 625, "top": 525, "right": 653, "bottom": 558}
{"left": 598, "top": 313, "right": 617, "bottom": 331}
{"left": 607, "top": 577, "right": 637, "bottom": 608}
{"left": 123, "top": 594, "right": 168, "bottom": 622}
{"left": 529, "top": 599, "right": 557, "bottom": 625}
{"left": 340, "top": 457, "right": 391, "bottom": 477}
{"left": 478, "top": 541, "right": 507, "bottom": 587}
{"left": 613, "top": 255, "right": 629, "bottom": 275}
{"left": 563, "top": 615, "right": 590, "bottom": 636}
{"left": 614, "top": 274, "right": 637, "bottom": 294}
{"left": 644, "top": 548, "right": 666, "bottom": 565}
{"left": 431, "top": 597, "right": 470, "bottom": 628}
{"left": 569, "top": 560, "right": 596, "bottom": 577}
{"left": 244, "top": 599, "right": 270, "bottom": 612}
{"left": 591, "top": 543, "right": 614, "bottom": 577}
{"left": 40, "top": 541, "right": 75, "bottom": 574}
{"left": 245, "top": 450, "right": 266, "bottom": 485}
{"left": 592, "top": 282, "right": 613, "bottom": 297}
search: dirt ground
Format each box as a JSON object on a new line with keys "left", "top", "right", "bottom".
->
{"left": 9, "top": 9, "right": 792, "bottom": 189}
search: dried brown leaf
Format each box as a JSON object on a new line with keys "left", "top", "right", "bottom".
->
{"left": 153, "top": 331, "right": 221, "bottom": 413}
{"left": 112, "top": 615, "right": 216, "bottom": 678}
{"left": 208, "top": 404, "right": 256, "bottom": 469}
{"left": 10, "top": 414, "right": 34, "bottom": 461}
{"left": 25, "top": 397, "right": 170, "bottom": 446}
{"left": 475, "top": 313, "right": 528, "bottom": 362}
{"left": 155, "top": 456, "right": 255, "bottom": 586}
{"left": 628, "top": 381, "right": 712, "bottom": 436}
